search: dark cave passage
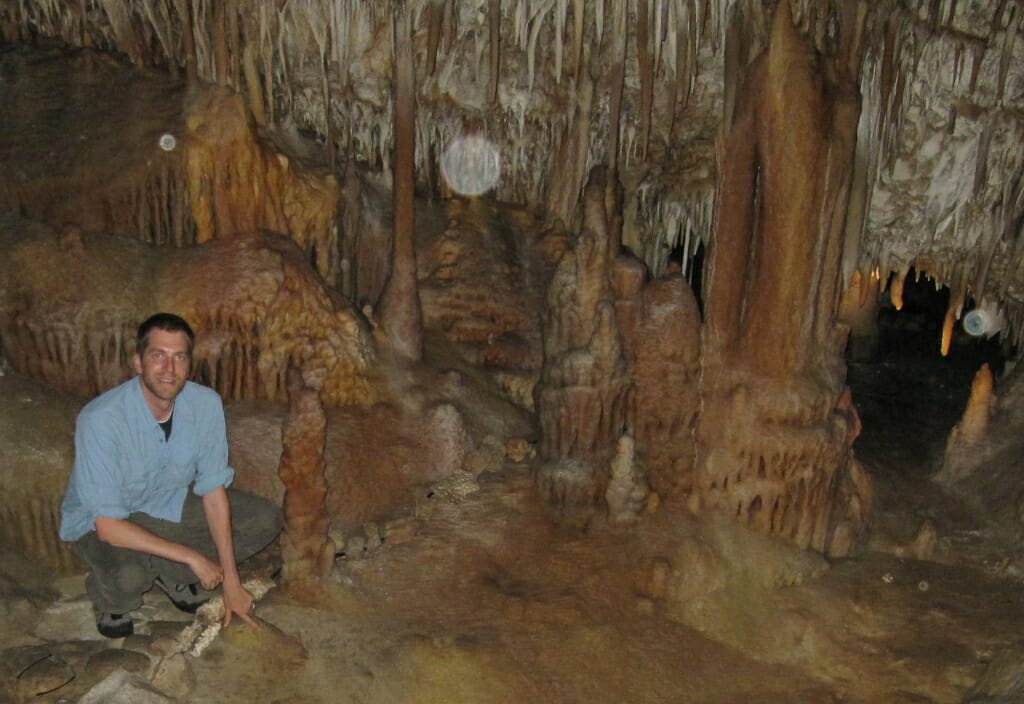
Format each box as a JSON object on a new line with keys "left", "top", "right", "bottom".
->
{"left": 847, "top": 270, "right": 1010, "bottom": 479}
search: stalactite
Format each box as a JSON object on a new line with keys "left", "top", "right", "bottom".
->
{"left": 572, "top": 0, "right": 584, "bottom": 82}
{"left": 275, "top": 3, "right": 292, "bottom": 114}
{"left": 1, "top": 216, "right": 377, "bottom": 406}
{"left": 604, "top": 0, "right": 628, "bottom": 254}
{"left": 241, "top": 42, "right": 265, "bottom": 124}
{"left": 0, "top": 500, "right": 76, "bottom": 574}
{"left": 259, "top": 3, "right": 276, "bottom": 122}
{"left": 304, "top": 4, "right": 334, "bottom": 170}
{"left": 376, "top": 1, "right": 424, "bottom": 363}
{"left": 890, "top": 265, "right": 908, "bottom": 310}
{"left": 227, "top": 0, "right": 241, "bottom": 87}
{"left": 489, "top": 0, "right": 501, "bottom": 106}
{"left": 1, "top": 0, "right": 725, "bottom": 228}
{"left": 941, "top": 269, "right": 968, "bottom": 356}
{"left": 211, "top": 0, "right": 228, "bottom": 84}
{"left": 996, "top": 5, "right": 1017, "bottom": 102}
{"left": 637, "top": 0, "right": 654, "bottom": 160}
{"left": 634, "top": 170, "right": 714, "bottom": 278}
{"left": 98, "top": 0, "right": 141, "bottom": 66}
{"left": 426, "top": 0, "right": 444, "bottom": 77}
{"left": 526, "top": 0, "right": 556, "bottom": 94}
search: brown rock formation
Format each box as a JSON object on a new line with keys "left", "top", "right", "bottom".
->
{"left": 839, "top": 268, "right": 882, "bottom": 362}
{"left": 617, "top": 268, "right": 702, "bottom": 502}
{"left": 0, "top": 372, "right": 81, "bottom": 573}
{"left": 279, "top": 368, "right": 334, "bottom": 586}
{"left": 0, "top": 215, "right": 376, "bottom": 406}
{"left": 535, "top": 166, "right": 703, "bottom": 517}
{"left": 936, "top": 363, "right": 997, "bottom": 485}
{"left": 417, "top": 198, "right": 544, "bottom": 374}
{"left": 0, "top": 47, "right": 341, "bottom": 285}
{"left": 534, "top": 169, "right": 630, "bottom": 514}
{"left": 375, "top": 2, "right": 424, "bottom": 363}
{"left": 694, "top": 3, "right": 871, "bottom": 556}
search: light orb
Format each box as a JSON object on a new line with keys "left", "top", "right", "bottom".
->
{"left": 440, "top": 135, "right": 500, "bottom": 196}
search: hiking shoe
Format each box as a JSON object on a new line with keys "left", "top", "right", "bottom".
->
{"left": 154, "top": 576, "right": 209, "bottom": 614}
{"left": 96, "top": 612, "right": 133, "bottom": 639}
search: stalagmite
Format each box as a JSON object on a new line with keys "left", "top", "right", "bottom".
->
{"left": 616, "top": 265, "right": 702, "bottom": 501}
{"left": 605, "top": 434, "right": 649, "bottom": 525}
{"left": 279, "top": 367, "right": 335, "bottom": 588}
{"left": 535, "top": 168, "right": 630, "bottom": 518}
{"left": 935, "top": 364, "right": 996, "bottom": 485}
{"left": 376, "top": 1, "right": 424, "bottom": 363}
{"left": 840, "top": 270, "right": 881, "bottom": 361}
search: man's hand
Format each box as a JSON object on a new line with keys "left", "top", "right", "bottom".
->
{"left": 201, "top": 487, "right": 258, "bottom": 628}
{"left": 186, "top": 551, "right": 224, "bottom": 591}
{"left": 222, "top": 579, "right": 257, "bottom": 628}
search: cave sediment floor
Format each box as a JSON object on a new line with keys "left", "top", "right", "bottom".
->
{"left": 3, "top": 335, "right": 1024, "bottom": 704}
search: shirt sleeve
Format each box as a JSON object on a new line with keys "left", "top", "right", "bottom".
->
{"left": 73, "top": 410, "right": 132, "bottom": 526}
{"left": 192, "top": 393, "right": 235, "bottom": 496}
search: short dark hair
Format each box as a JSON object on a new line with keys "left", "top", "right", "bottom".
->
{"left": 136, "top": 313, "right": 195, "bottom": 356}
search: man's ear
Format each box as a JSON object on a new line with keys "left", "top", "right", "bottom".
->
{"left": 133, "top": 354, "right": 142, "bottom": 375}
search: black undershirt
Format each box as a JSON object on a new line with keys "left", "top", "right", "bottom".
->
{"left": 159, "top": 412, "right": 173, "bottom": 440}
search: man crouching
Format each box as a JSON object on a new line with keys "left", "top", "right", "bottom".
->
{"left": 59, "top": 313, "right": 281, "bottom": 638}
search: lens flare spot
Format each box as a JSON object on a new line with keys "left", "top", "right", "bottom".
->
{"left": 440, "top": 135, "right": 500, "bottom": 196}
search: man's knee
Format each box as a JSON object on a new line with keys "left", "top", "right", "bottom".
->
{"left": 110, "top": 562, "right": 153, "bottom": 594}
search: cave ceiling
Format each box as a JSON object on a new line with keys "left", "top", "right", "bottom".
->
{"left": 2, "top": 0, "right": 1024, "bottom": 347}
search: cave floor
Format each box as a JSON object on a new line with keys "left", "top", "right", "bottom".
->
{"left": 4, "top": 346, "right": 1024, "bottom": 704}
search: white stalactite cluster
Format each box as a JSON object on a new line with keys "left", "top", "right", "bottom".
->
{"left": 855, "top": 1, "right": 1024, "bottom": 351}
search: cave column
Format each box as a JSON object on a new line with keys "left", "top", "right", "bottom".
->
{"left": 376, "top": 0, "right": 424, "bottom": 363}
{"left": 279, "top": 367, "right": 334, "bottom": 590}
{"left": 694, "top": 2, "right": 872, "bottom": 556}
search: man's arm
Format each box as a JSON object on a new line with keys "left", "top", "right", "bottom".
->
{"left": 202, "top": 486, "right": 257, "bottom": 627}
{"left": 94, "top": 516, "right": 224, "bottom": 588}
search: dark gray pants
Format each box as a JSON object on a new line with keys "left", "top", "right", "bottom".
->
{"left": 73, "top": 489, "right": 281, "bottom": 614}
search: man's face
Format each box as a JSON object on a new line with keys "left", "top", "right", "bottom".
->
{"left": 134, "top": 328, "right": 191, "bottom": 403}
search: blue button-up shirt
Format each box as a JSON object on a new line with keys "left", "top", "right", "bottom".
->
{"left": 59, "top": 377, "right": 235, "bottom": 541}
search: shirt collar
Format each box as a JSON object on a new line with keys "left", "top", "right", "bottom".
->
{"left": 130, "top": 376, "right": 191, "bottom": 426}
